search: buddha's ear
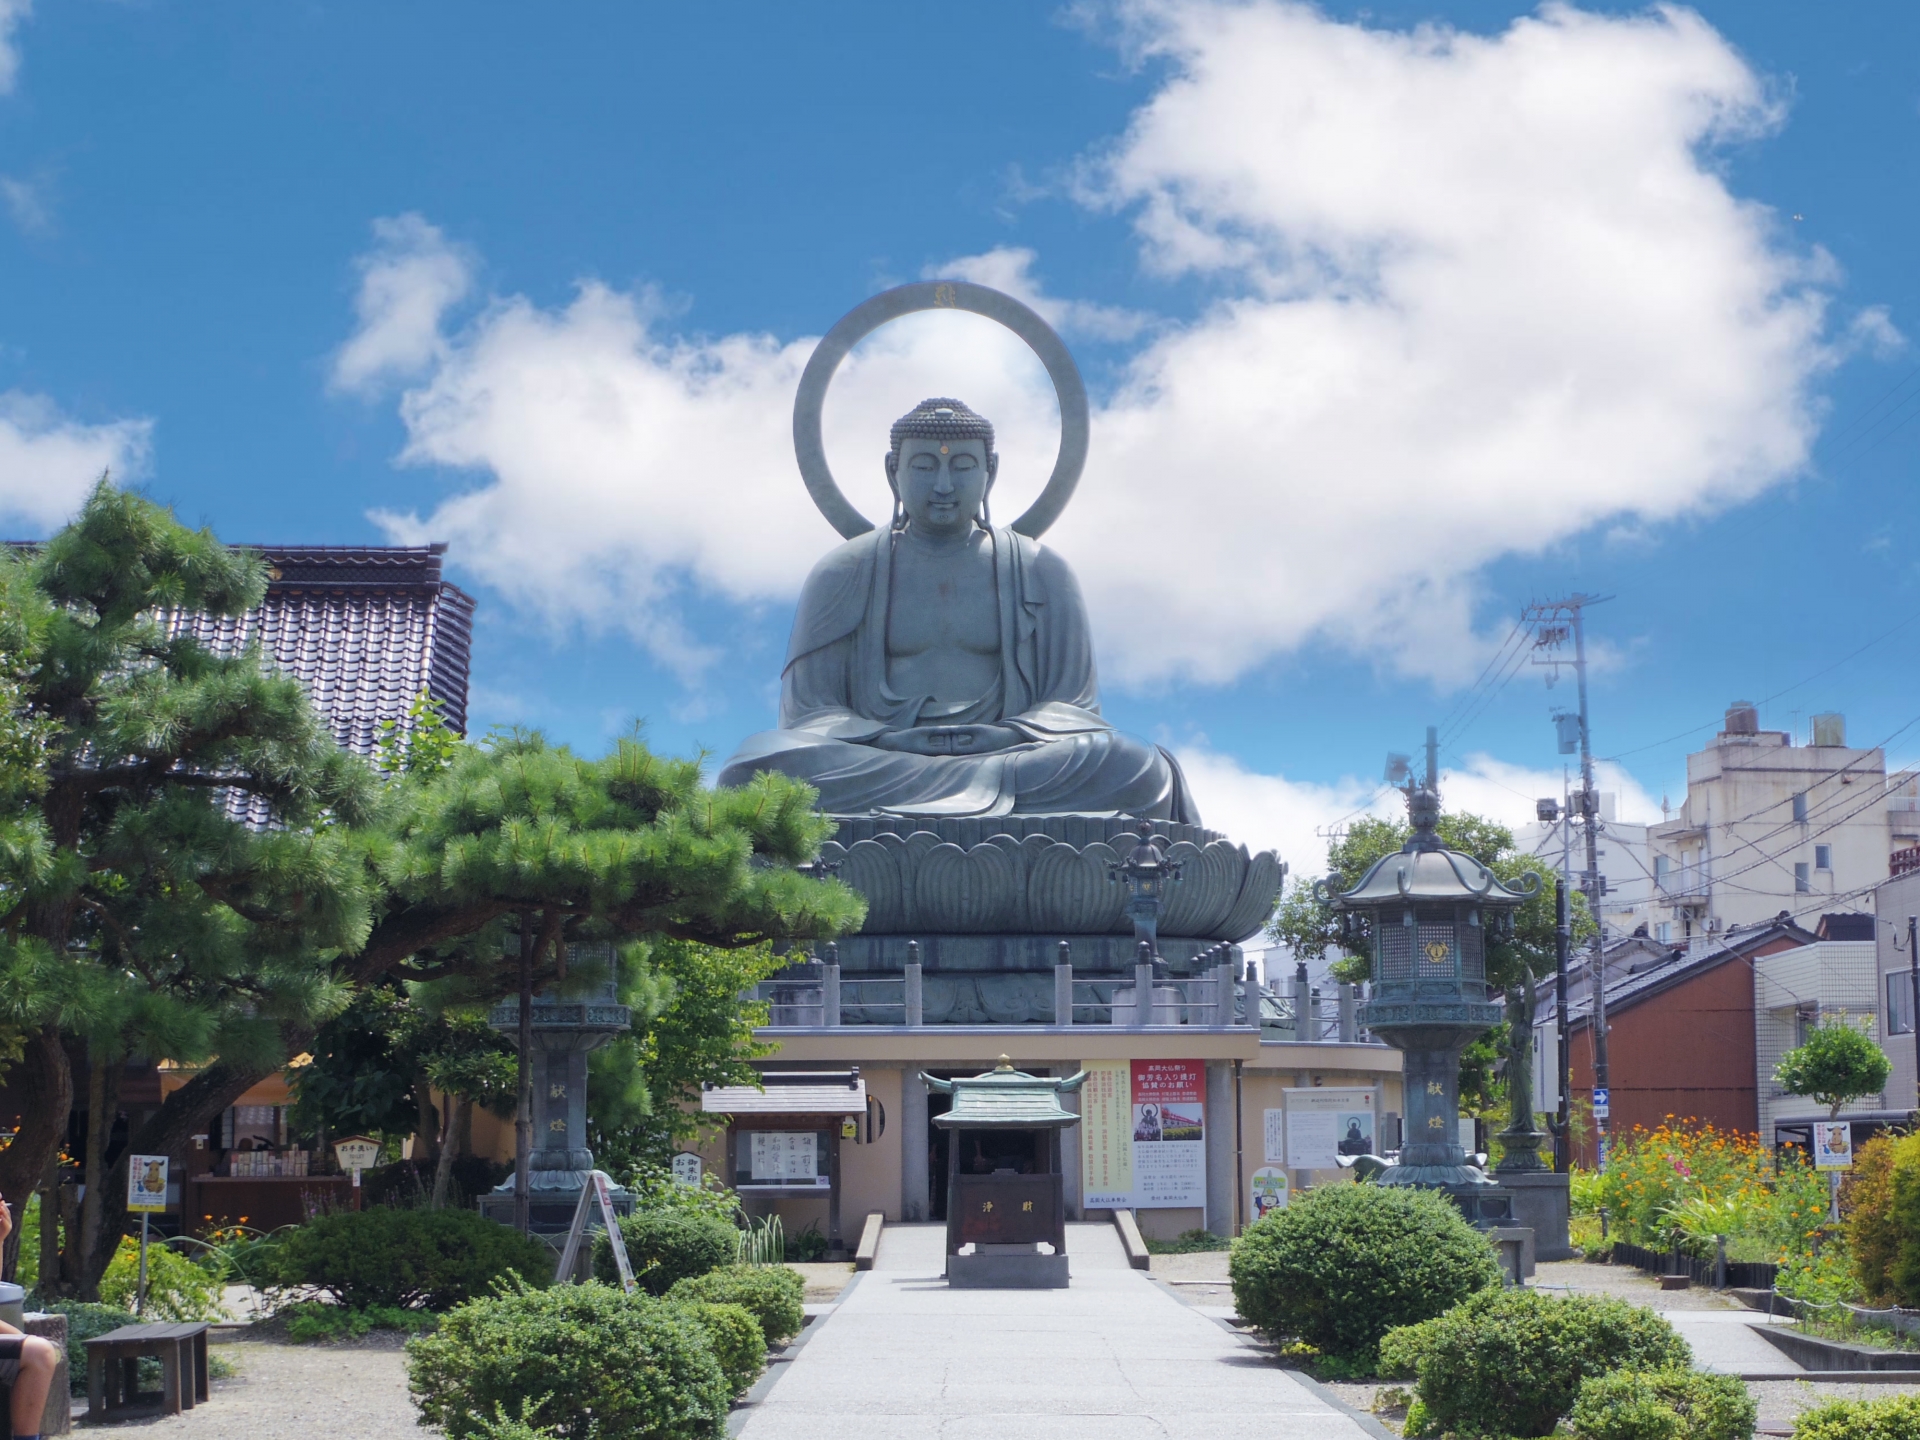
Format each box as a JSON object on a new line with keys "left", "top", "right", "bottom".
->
{"left": 884, "top": 451, "right": 899, "bottom": 495}
{"left": 986, "top": 452, "right": 999, "bottom": 489}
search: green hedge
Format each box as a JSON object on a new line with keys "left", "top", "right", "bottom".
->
{"left": 1228, "top": 1183, "right": 1501, "bottom": 1362}
{"left": 266, "top": 1207, "right": 554, "bottom": 1310}
{"left": 1567, "top": 1367, "right": 1755, "bottom": 1440}
{"left": 673, "top": 1300, "right": 764, "bottom": 1395}
{"left": 593, "top": 1209, "right": 738, "bottom": 1297}
{"left": 1381, "top": 1289, "right": 1690, "bottom": 1438}
{"left": 1792, "top": 1394, "right": 1920, "bottom": 1439}
{"left": 407, "top": 1283, "right": 730, "bottom": 1440}
{"left": 30, "top": 1302, "right": 140, "bottom": 1395}
{"left": 667, "top": 1264, "right": 806, "bottom": 1349}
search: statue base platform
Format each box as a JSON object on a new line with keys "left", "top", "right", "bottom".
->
{"left": 1500, "top": 1171, "right": 1572, "bottom": 1261}
{"left": 477, "top": 1173, "right": 635, "bottom": 1235}
{"left": 947, "top": 1245, "right": 1070, "bottom": 1289}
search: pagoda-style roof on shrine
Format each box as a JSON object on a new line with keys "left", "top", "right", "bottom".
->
{"left": 1335, "top": 846, "right": 1536, "bottom": 907}
{"left": 927, "top": 1057, "right": 1086, "bottom": 1130}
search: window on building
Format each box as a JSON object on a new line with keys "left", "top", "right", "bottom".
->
{"left": 1792, "top": 792, "right": 1809, "bottom": 823}
{"left": 1655, "top": 922, "right": 1672, "bottom": 942}
{"left": 1654, "top": 854, "right": 1670, "bottom": 885}
{"left": 1815, "top": 844, "right": 1832, "bottom": 871}
{"left": 1889, "top": 972, "right": 1917, "bottom": 1037}
{"left": 1794, "top": 861, "right": 1811, "bottom": 893}
{"left": 1796, "top": 1004, "right": 1820, "bottom": 1047}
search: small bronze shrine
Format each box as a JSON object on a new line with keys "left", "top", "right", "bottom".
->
{"left": 925, "top": 1057, "right": 1086, "bottom": 1289}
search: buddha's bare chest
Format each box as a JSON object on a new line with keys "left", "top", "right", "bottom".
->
{"left": 885, "top": 545, "right": 1000, "bottom": 661}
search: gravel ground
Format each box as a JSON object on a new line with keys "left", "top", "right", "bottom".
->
{"left": 75, "top": 1336, "right": 425, "bottom": 1438}
{"left": 786, "top": 1261, "right": 854, "bottom": 1302}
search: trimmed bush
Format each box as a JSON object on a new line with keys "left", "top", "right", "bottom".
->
{"left": 1380, "top": 1288, "right": 1690, "bottom": 1438}
{"left": 673, "top": 1300, "right": 764, "bottom": 1395}
{"left": 1846, "top": 1132, "right": 1913, "bottom": 1304}
{"left": 594, "top": 1208, "right": 738, "bottom": 1297}
{"left": 667, "top": 1264, "right": 805, "bottom": 1348}
{"left": 1568, "top": 1367, "right": 1756, "bottom": 1440}
{"left": 1228, "top": 1183, "right": 1501, "bottom": 1361}
{"left": 266, "top": 1206, "right": 553, "bottom": 1310}
{"left": 1792, "top": 1394, "right": 1920, "bottom": 1438}
{"left": 407, "top": 1282, "right": 730, "bottom": 1440}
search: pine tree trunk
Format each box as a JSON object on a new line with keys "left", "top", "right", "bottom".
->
{"left": 0, "top": 1027, "right": 74, "bottom": 1285}
{"left": 514, "top": 917, "right": 534, "bottom": 1235}
{"left": 39, "top": 1154, "right": 61, "bottom": 1291}
{"left": 431, "top": 1096, "right": 466, "bottom": 1210}
{"left": 75, "top": 1057, "right": 109, "bottom": 1300}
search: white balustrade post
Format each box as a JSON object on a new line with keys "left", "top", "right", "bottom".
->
{"left": 1339, "top": 982, "right": 1358, "bottom": 1043}
{"left": 824, "top": 963, "right": 841, "bottom": 1027}
{"left": 905, "top": 962, "right": 922, "bottom": 1027}
{"left": 1134, "top": 960, "right": 1154, "bottom": 1029}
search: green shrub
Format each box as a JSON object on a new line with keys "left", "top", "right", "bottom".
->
{"left": 594, "top": 1208, "right": 738, "bottom": 1296}
{"left": 1792, "top": 1394, "right": 1920, "bottom": 1438}
{"left": 666, "top": 1264, "right": 805, "bottom": 1348}
{"left": 672, "top": 1300, "right": 764, "bottom": 1394}
{"left": 1380, "top": 1288, "right": 1690, "bottom": 1438}
{"left": 407, "top": 1282, "right": 730, "bottom": 1440}
{"left": 784, "top": 1221, "right": 829, "bottom": 1262}
{"left": 1845, "top": 1132, "right": 1910, "bottom": 1303}
{"left": 279, "top": 1300, "right": 440, "bottom": 1342}
{"left": 1568, "top": 1367, "right": 1756, "bottom": 1440}
{"left": 98, "top": 1236, "right": 228, "bottom": 1321}
{"left": 266, "top": 1206, "right": 553, "bottom": 1310}
{"left": 1145, "top": 1228, "right": 1230, "bottom": 1254}
{"left": 1228, "top": 1183, "right": 1501, "bottom": 1362}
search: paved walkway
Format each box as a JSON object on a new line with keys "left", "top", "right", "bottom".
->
{"left": 735, "top": 1224, "right": 1375, "bottom": 1440}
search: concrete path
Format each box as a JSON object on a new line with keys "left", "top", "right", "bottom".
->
{"left": 735, "top": 1223, "right": 1376, "bottom": 1439}
{"left": 1664, "top": 1309, "right": 1801, "bottom": 1375}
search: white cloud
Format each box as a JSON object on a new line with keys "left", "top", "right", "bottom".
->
{"left": 0, "top": 175, "right": 49, "bottom": 235}
{"left": 0, "top": 391, "right": 151, "bottom": 530}
{"left": 353, "top": 1, "right": 1836, "bottom": 690}
{"left": 330, "top": 214, "right": 475, "bottom": 396}
{"left": 1175, "top": 743, "right": 1659, "bottom": 879}
{"left": 0, "top": 0, "right": 28, "bottom": 96}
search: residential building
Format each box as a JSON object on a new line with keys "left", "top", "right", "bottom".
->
{"left": 1648, "top": 703, "right": 1919, "bottom": 940}
{"left": 1541, "top": 918, "right": 1814, "bottom": 1160}
{"left": 1875, "top": 869, "right": 1920, "bottom": 1112}
{"left": 1753, "top": 913, "right": 1883, "bottom": 1138}
{"left": 1514, "top": 794, "right": 1657, "bottom": 941}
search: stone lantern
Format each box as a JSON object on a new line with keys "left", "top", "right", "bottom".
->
{"left": 477, "top": 974, "right": 634, "bottom": 1233}
{"left": 1108, "top": 820, "right": 1183, "bottom": 961}
{"left": 1323, "top": 764, "right": 1538, "bottom": 1226}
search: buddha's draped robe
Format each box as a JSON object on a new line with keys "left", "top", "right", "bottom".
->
{"left": 717, "top": 526, "right": 1198, "bottom": 821}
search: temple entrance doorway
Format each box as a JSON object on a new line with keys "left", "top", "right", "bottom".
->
{"left": 928, "top": 1091, "right": 951, "bottom": 1221}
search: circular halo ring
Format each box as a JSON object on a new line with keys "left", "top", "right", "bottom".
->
{"left": 792, "top": 280, "right": 1089, "bottom": 540}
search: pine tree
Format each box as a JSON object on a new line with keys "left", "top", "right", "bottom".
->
{"left": 0, "top": 484, "right": 864, "bottom": 1291}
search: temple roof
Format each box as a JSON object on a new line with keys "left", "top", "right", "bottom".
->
{"left": 928, "top": 1056, "right": 1087, "bottom": 1130}
{"left": 160, "top": 544, "right": 475, "bottom": 825}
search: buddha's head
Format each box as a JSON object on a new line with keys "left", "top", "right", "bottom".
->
{"left": 884, "top": 397, "right": 999, "bottom": 536}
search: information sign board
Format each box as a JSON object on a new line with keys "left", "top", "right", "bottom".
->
{"left": 334, "top": 1136, "right": 382, "bottom": 1185}
{"left": 671, "top": 1153, "right": 703, "bottom": 1187}
{"left": 126, "top": 1155, "right": 169, "bottom": 1213}
{"left": 1081, "top": 1059, "right": 1205, "bottom": 1210}
{"left": 1281, "top": 1088, "right": 1376, "bottom": 1170}
{"left": 1814, "top": 1120, "right": 1854, "bottom": 1170}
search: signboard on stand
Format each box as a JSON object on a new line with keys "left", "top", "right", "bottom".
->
{"left": 333, "top": 1136, "right": 381, "bottom": 1189}
{"left": 1081, "top": 1059, "right": 1206, "bottom": 1210}
{"left": 126, "top": 1155, "right": 169, "bottom": 1212}
{"left": 1250, "top": 1168, "right": 1289, "bottom": 1221}
{"left": 1814, "top": 1121, "right": 1854, "bottom": 1170}
{"left": 671, "top": 1153, "right": 703, "bottom": 1187}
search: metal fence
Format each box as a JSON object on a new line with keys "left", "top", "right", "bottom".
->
{"left": 1609, "top": 1240, "right": 1778, "bottom": 1292}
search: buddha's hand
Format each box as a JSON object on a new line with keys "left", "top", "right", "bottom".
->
{"left": 871, "top": 724, "right": 1025, "bottom": 755}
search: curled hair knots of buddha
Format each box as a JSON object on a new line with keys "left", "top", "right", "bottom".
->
{"left": 886, "top": 398, "right": 997, "bottom": 531}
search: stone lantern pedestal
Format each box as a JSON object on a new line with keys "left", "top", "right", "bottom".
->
{"left": 477, "top": 980, "right": 635, "bottom": 1234}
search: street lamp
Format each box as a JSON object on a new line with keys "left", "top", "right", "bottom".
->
{"left": 1322, "top": 771, "right": 1539, "bottom": 1225}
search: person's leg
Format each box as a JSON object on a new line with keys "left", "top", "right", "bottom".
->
{"left": 8, "top": 1335, "right": 57, "bottom": 1438}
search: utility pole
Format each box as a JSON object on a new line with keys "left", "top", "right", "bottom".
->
{"left": 1527, "top": 593, "right": 1613, "bottom": 1167}
{"left": 1909, "top": 916, "right": 1919, "bottom": 1114}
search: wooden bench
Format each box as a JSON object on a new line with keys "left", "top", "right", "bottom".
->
{"left": 84, "top": 1322, "right": 209, "bottom": 1420}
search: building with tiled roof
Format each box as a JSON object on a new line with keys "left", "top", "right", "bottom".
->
{"left": 157, "top": 543, "right": 476, "bottom": 824}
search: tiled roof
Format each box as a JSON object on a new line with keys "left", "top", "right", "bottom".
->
{"left": 162, "top": 545, "right": 475, "bottom": 824}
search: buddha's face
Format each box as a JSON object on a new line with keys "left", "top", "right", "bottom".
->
{"left": 889, "top": 436, "right": 996, "bottom": 537}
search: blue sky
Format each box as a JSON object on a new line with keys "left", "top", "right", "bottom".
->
{"left": 3, "top": 1, "right": 1919, "bottom": 873}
